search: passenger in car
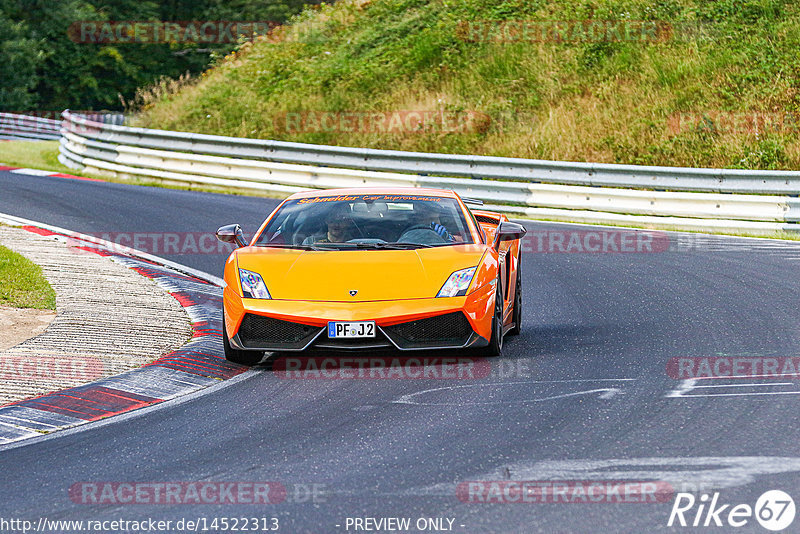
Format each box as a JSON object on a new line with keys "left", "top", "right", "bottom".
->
{"left": 303, "top": 204, "right": 358, "bottom": 244}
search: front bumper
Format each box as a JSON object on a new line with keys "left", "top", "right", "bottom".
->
{"left": 223, "top": 284, "right": 495, "bottom": 352}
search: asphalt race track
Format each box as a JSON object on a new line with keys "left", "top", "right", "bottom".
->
{"left": 2, "top": 169, "right": 800, "bottom": 533}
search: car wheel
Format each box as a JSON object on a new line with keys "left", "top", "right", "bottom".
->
{"left": 508, "top": 253, "right": 522, "bottom": 336}
{"left": 477, "top": 280, "right": 504, "bottom": 358}
{"left": 222, "top": 313, "right": 264, "bottom": 366}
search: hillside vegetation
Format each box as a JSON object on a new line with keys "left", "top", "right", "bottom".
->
{"left": 137, "top": 0, "right": 800, "bottom": 170}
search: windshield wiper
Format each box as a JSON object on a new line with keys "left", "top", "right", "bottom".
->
{"left": 354, "top": 242, "right": 435, "bottom": 249}
{"left": 257, "top": 243, "right": 321, "bottom": 251}
{"left": 259, "top": 242, "right": 439, "bottom": 251}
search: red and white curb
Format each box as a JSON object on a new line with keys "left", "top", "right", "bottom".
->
{"left": 0, "top": 165, "right": 103, "bottom": 182}
{"left": 0, "top": 213, "right": 244, "bottom": 445}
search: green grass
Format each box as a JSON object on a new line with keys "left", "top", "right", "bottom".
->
{"left": 134, "top": 0, "right": 800, "bottom": 170}
{"left": 0, "top": 242, "right": 56, "bottom": 310}
{"left": 0, "top": 141, "right": 72, "bottom": 174}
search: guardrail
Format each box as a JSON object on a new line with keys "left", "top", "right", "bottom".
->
{"left": 52, "top": 110, "right": 800, "bottom": 234}
{"left": 1, "top": 112, "right": 125, "bottom": 141}
{"left": 0, "top": 113, "right": 61, "bottom": 141}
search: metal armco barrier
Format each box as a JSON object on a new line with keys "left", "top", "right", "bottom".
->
{"left": 51, "top": 110, "right": 800, "bottom": 234}
{"left": 0, "top": 113, "right": 61, "bottom": 140}
{"left": 1, "top": 112, "right": 124, "bottom": 141}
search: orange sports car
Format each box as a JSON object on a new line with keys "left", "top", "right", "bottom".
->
{"left": 216, "top": 188, "right": 526, "bottom": 365}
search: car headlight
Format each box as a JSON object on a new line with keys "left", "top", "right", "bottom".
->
{"left": 239, "top": 269, "right": 271, "bottom": 299}
{"left": 437, "top": 267, "right": 477, "bottom": 298}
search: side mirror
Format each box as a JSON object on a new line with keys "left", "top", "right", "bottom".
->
{"left": 493, "top": 221, "right": 527, "bottom": 249}
{"left": 216, "top": 224, "right": 247, "bottom": 248}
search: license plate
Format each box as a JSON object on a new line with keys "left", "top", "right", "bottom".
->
{"left": 327, "top": 321, "right": 376, "bottom": 338}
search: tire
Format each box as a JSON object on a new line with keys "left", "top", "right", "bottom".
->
{"left": 476, "top": 280, "right": 504, "bottom": 358}
{"left": 222, "top": 313, "right": 263, "bottom": 366}
{"left": 508, "top": 253, "right": 522, "bottom": 336}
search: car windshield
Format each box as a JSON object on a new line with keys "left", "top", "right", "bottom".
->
{"left": 255, "top": 194, "right": 475, "bottom": 249}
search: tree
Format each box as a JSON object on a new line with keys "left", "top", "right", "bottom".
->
{"left": 0, "top": 14, "right": 41, "bottom": 109}
{"left": 0, "top": 0, "right": 321, "bottom": 111}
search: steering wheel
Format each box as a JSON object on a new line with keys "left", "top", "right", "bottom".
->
{"left": 398, "top": 225, "right": 447, "bottom": 244}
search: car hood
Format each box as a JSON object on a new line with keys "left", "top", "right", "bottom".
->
{"left": 235, "top": 245, "right": 486, "bottom": 301}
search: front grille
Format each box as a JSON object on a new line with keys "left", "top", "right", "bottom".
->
{"left": 475, "top": 214, "right": 499, "bottom": 224}
{"left": 238, "top": 314, "right": 321, "bottom": 349}
{"left": 384, "top": 312, "right": 473, "bottom": 349}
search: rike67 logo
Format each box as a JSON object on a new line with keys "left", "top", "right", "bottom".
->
{"left": 668, "top": 490, "right": 795, "bottom": 531}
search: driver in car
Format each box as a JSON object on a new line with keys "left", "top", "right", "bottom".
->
{"left": 304, "top": 204, "right": 356, "bottom": 244}
{"left": 412, "top": 202, "right": 455, "bottom": 242}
